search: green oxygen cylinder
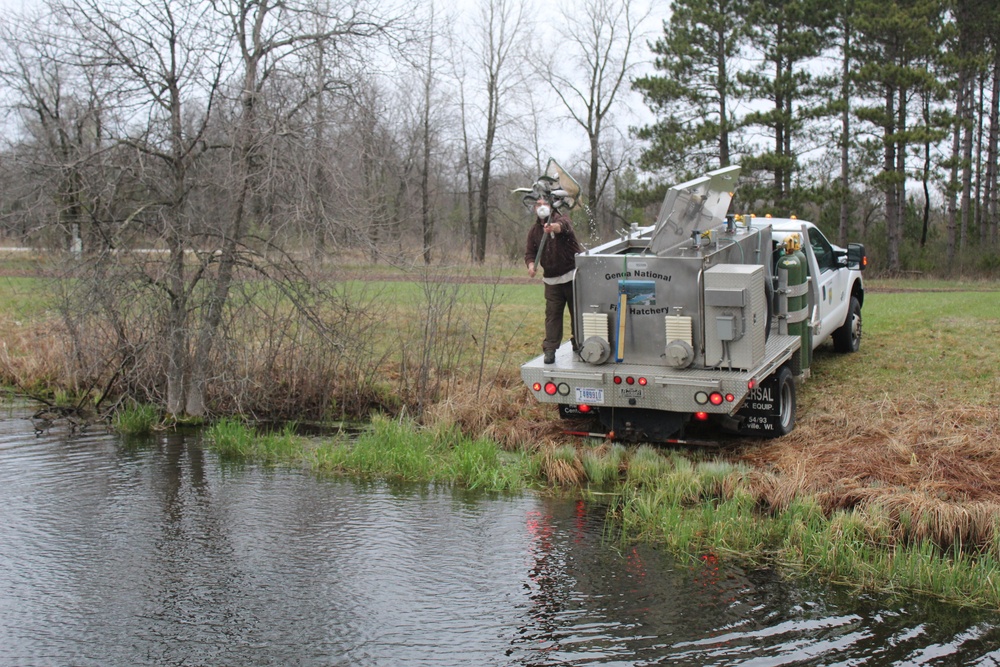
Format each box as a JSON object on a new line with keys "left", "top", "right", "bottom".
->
{"left": 776, "top": 234, "right": 811, "bottom": 373}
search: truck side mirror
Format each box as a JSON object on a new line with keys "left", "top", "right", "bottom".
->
{"left": 847, "top": 243, "right": 867, "bottom": 271}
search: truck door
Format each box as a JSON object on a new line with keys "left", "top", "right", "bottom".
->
{"left": 807, "top": 227, "right": 849, "bottom": 344}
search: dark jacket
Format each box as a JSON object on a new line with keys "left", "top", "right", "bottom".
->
{"left": 524, "top": 211, "right": 583, "bottom": 278}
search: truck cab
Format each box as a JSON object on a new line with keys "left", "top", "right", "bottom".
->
{"left": 769, "top": 219, "right": 866, "bottom": 355}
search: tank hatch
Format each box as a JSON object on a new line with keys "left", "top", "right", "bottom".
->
{"left": 649, "top": 165, "right": 741, "bottom": 255}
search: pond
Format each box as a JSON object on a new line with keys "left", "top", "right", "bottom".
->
{"left": 2, "top": 405, "right": 999, "bottom": 666}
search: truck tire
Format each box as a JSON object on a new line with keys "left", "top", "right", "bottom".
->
{"left": 774, "top": 366, "right": 796, "bottom": 437}
{"left": 734, "top": 365, "right": 796, "bottom": 438}
{"left": 832, "top": 296, "right": 862, "bottom": 353}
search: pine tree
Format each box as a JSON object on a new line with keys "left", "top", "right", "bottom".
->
{"left": 632, "top": 0, "right": 749, "bottom": 184}
{"left": 852, "top": 0, "right": 946, "bottom": 272}
{"left": 738, "top": 0, "right": 834, "bottom": 214}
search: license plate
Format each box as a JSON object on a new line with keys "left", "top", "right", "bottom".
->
{"left": 575, "top": 387, "right": 604, "bottom": 404}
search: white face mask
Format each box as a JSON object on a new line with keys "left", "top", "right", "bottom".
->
{"left": 536, "top": 205, "right": 551, "bottom": 219}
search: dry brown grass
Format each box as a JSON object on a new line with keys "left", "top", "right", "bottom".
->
{"left": 0, "top": 317, "right": 76, "bottom": 393}
{"left": 423, "top": 371, "right": 569, "bottom": 451}
{"left": 737, "top": 393, "right": 1000, "bottom": 549}
{"left": 540, "top": 445, "right": 587, "bottom": 487}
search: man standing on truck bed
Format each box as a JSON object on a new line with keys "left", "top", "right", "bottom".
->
{"left": 525, "top": 196, "right": 583, "bottom": 364}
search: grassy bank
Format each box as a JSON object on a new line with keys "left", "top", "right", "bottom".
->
{"left": 201, "top": 412, "right": 1000, "bottom": 609}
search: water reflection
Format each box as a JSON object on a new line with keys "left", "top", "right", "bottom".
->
{"left": 1, "top": 405, "right": 1000, "bottom": 666}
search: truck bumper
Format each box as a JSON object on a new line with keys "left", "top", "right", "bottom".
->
{"left": 521, "top": 334, "right": 801, "bottom": 415}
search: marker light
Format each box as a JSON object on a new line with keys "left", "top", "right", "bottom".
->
{"left": 747, "top": 379, "right": 756, "bottom": 390}
{"left": 725, "top": 393, "right": 735, "bottom": 402}
{"left": 638, "top": 377, "right": 648, "bottom": 386}
{"left": 626, "top": 376, "right": 635, "bottom": 385}
{"left": 709, "top": 392, "right": 724, "bottom": 406}
{"left": 694, "top": 412, "right": 709, "bottom": 421}
{"left": 532, "top": 382, "right": 542, "bottom": 392}
{"left": 544, "top": 382, "right": 558, "bottom": 396}
{"left": 614, "top": 376, "right": 623, "bottom": 385}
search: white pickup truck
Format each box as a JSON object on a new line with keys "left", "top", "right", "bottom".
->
{"left": 521, "top": 167, "right": 867, "bottom": 442}
{"left": 770, "top": 218, "right": 866, "bottom": 356}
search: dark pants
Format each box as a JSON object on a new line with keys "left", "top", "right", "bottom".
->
{"left": 543, "top": 281, "right": 576, "bottom": 353}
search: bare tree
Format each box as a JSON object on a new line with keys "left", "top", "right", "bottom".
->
{"left": 55, "top": 0, "right": 227, "bottom": 415}
{"left": 31, "top": 0, "right": 404, "bottom": 417}
{"left": 0, "top": 10, "right": 115, "bottom": 254}
{"left": 471, "top": 0, "right": 527, "bottom": 263}
{"left": 185, "top": 0, "right": 398, "bottom": 414}
{"left": 448, "top": 36, "right": 479, "bottom": 261}
{"left": 542, "top": 0, "right": 648, "bottom": 220}
{"left": 420, "top": 2, "right": 438, "bottom": 264}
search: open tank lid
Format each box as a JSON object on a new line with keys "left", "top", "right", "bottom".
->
{"left": 649, "top": 165, "right": 741, "bottom": 255}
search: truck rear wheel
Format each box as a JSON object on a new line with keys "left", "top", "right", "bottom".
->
{"left": 832, "top": 296, "right": 862, "bottom": 353}
{"left": 774, "top": 366, "right": 796, "bottom": 436}
{"left": 735, "top": 365, "right": 796, "bottom": 438}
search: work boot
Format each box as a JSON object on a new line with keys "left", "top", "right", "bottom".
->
{"left": 543, "top": 350, "right": 555, "bottom": 364}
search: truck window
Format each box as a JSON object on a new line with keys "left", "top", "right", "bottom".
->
{"left": 808, "top": 228, "right": 836, "bottom": 272}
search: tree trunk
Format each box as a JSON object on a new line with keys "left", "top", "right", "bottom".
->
{"left": 185, "top": 0, "right": 263, "bottom": 416}
{"left": 312, "top": 37, "right": 327, "bottom": 259}
{"left": 921, "top": 96, "right": 931, "bottom": 248}
{"left": 975, "top": 73, "right": 986, "bottom": 245}
{"left": 884, "top": 86, "right": 900, "bottom": 272}
{"left": 946, "top": 74, "right": 965, "bottom": 266}
{"left": 421, "top": 17, "right": 434, "bottom": 265}
{"left": 475, "top": 138, "right": 492, "bottom": 263}
{"left": 893, "top": 86, "right": 906, "bottom": 271}
{"left": 774, "top": 39, "right": 785, "bottom": 205}
{"left": 838, "top": 14, "right": 850, "bottom": 246}
{"left": 717, "top": 28, "right": 730, "bottom": 166}
{"left": 476, "top": 83, "right": 497, "bottom": 263}
{"left": 165, "top": 235, "right": 187, "bottom": 416}
{"left": 988, "top": 55, "right": 1000, "bottom": 248}
{"left": 960, "top": 74, "right": 974, "bottom": 260}
{"left": 588, "top": 131, "right": 600, "bottom": 214}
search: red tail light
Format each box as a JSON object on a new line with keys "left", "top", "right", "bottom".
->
{"left": 544, "top": 382, "right": 558, "bottom": 395}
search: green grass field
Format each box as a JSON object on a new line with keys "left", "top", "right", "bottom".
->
{"left": 805, "top": 287, "right": 1000, "bottom": 406}
{"left": 0, "top": 276, "right": 57, "bottom": 317}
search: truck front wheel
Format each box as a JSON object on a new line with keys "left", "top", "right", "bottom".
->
{"left": 832, "top": 296, "right": 862, "bottom": 353}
